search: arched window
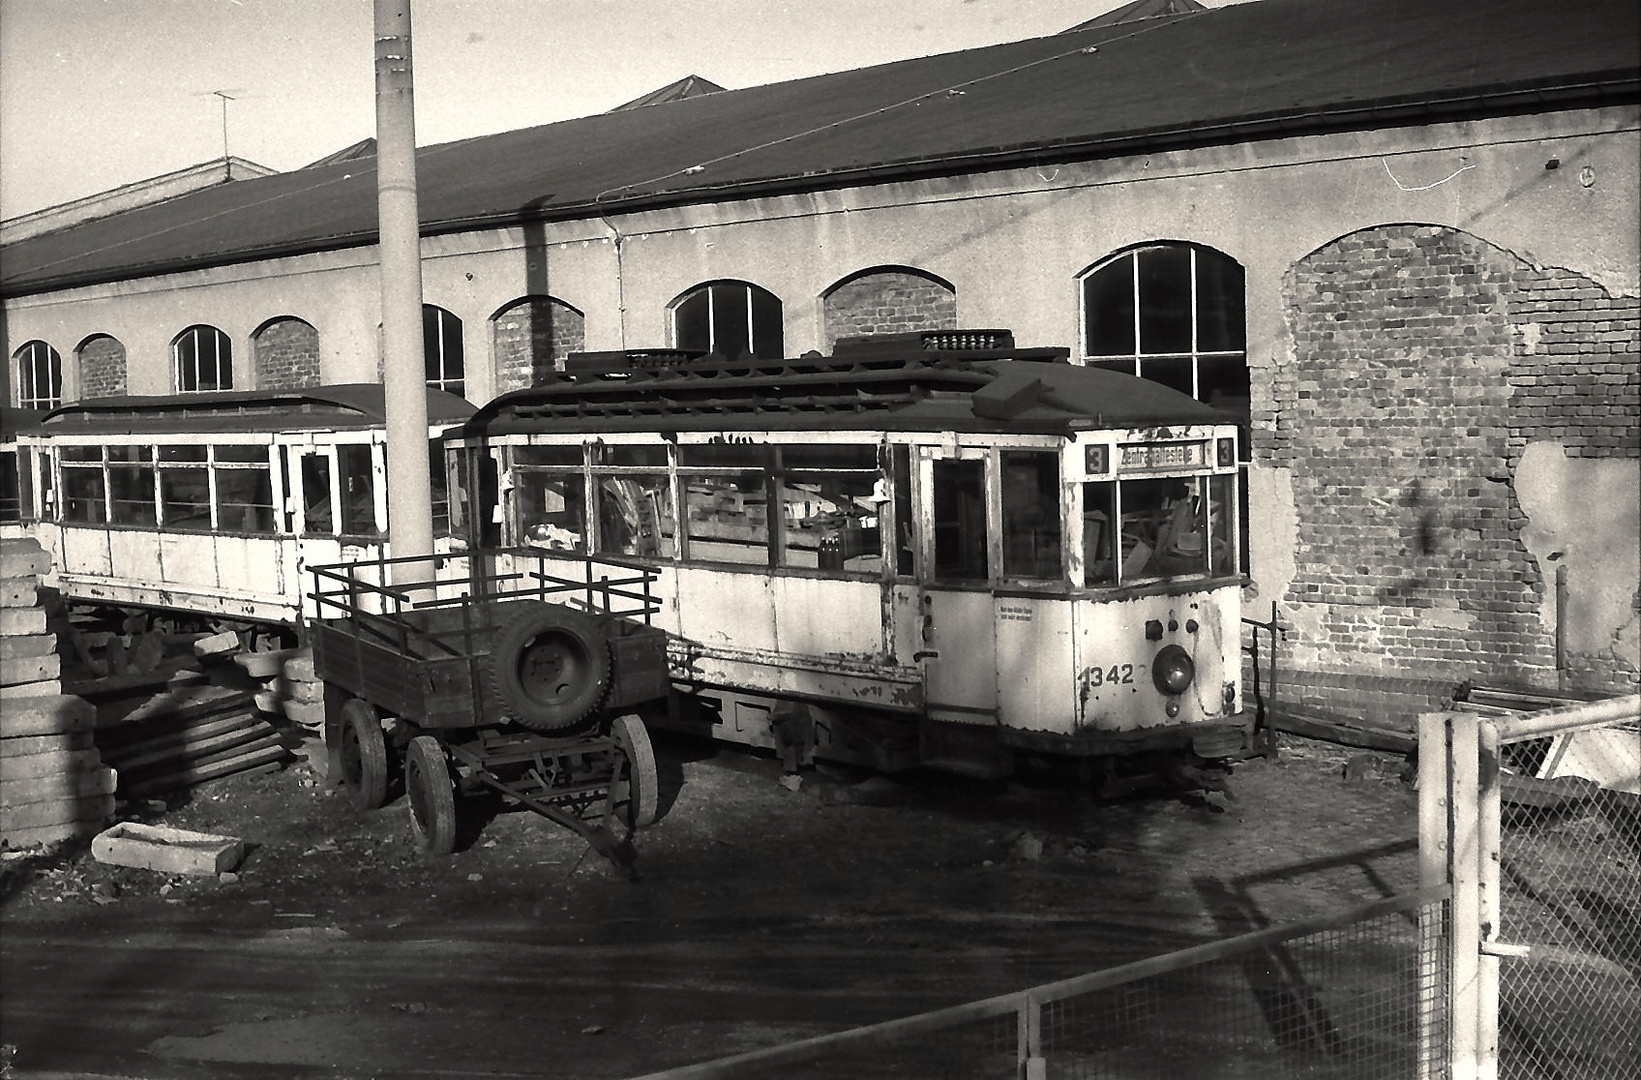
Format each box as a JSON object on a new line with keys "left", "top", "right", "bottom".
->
{"left": 671, "top": 280, "right": 783, "bottom": 359}
{"left": 1081, "top": 243, "right": 1250, "bottom": 571}
{"left": 173, "top": 325, "right": 233, "bottom": 392}
{"left": 15, "top": 341, "right": 62, "bottom": 409}
{"left": 423, "top": 305, "right": 464, "bottom": 396}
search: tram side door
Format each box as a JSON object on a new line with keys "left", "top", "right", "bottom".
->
{"left": 914, "top": 445, "right": 999, "bottom": 728}
{"left": 286, "top": 446, "right": 342, "bottom": 616}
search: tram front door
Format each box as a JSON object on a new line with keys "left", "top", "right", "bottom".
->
{"left": 915, "top": 448, "right": 999, "bottom": 729}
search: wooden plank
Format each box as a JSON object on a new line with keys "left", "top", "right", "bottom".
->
{"left": 64, "top": 661, "right": 207, "bottom": 699}
{"left": 1271, "top": 708, "right": 1417, "bottom": 754}
{"left": 97, "top": 682, "right": 249, "bottom": 732}
{"left": 111, "top": 721, "right": 272, "bottom": 774}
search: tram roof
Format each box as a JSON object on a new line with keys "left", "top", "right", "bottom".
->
{"left": 34, "top": 384, "right": 475, "bottom": 437}
{"left": 462, "top": 345, "right": 1231, "bottom": 438}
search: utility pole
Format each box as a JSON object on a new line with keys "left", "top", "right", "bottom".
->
{"left": 374, "top": 0, "right": 434, "bottom": 581}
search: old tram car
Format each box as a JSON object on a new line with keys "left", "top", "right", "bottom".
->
{"left": 448, "top": 330, "right": 1262, "bottom": 789}
{"left": 12, "top": 384, "right": 474, "bottom": 635}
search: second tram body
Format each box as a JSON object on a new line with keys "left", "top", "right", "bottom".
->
{"left": 450, "top": 331, "right": 1258, "bottom": 781}
{"left": 15, "top": 385, "right": 474, "bottom": 628}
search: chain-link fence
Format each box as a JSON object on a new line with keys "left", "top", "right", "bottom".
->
{"left": 631, "top": 888, "right": 1451, "bottom": 1080}
{"left": 1429, "top": 695, "right": 1641, "bottom": 1080}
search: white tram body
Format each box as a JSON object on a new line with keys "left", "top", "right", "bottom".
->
{"left": 15, "top": 386, "right": 473, "bottom": 627}
{"left": 450, "top": 331, "right": 1260, "bottom": 780}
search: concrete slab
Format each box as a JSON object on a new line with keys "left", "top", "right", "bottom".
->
{"left": 91, "top": 821, "right": 245, "bottom": 876}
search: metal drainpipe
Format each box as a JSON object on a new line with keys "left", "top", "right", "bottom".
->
{"left": 1555, "top": 562, "right": 1568, "bottom": 690}
{"left": 374, "top": 0, "right": 434, "bottom": 585}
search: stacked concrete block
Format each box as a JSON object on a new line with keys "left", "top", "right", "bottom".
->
{"left": 0, "top": 536, "right": 116, "bottom": 849}
{"left": 236, "top": 645, "right": 324, "bottom": 731}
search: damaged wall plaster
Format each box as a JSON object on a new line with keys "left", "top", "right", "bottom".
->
{"left": 1516, "top": 440, "right": 1641, "bottom": 667}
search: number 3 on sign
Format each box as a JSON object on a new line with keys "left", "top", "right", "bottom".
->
{"left": 1087, "top": 664, "right": 1134, "bottom": 687}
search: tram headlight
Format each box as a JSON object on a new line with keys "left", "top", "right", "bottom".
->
{"left": 1152, "top": 644, "right": 1195, "bottom": 696}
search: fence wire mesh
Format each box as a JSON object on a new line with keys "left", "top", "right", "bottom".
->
{"left": 1496, "top": 726, "right": 1641, "bottom": 1080}
{"left": 644, "top": 894, "right": 1449, "bottom": 1080}
{"left": 1037, "top": 898, "right": 1449, "bottom": 1080}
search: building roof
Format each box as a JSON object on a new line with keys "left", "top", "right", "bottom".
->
{"left": 611, "top": 75, "right": 728, "bottom": 111}
{"left": 1065, "top": 0, "right": 1208, "bottom": 31}
{"left": 2, "top": 0, "right": 1635, "bottom": 299}
{"left": 0, "top": 157, "right": 276, "bottom": 246}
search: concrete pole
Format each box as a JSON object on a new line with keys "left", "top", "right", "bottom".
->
{"left": 374, "top": 0, "right": 434, "bottom": 584}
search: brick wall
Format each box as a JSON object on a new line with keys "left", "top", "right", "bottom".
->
{"left": 822, "top": 269, "right": 957, "bottom": 351}
{"left": 1270, "top": 224, "right": 1639, "bottom": 721}
{"left": 253, "top": 317, "right": 321, "bottom": 390}
{"left": 493, "top": 296, "right": 584, "bottom": 393}
{"left": 76, "top": 335, "right": 126, "bottom": 398}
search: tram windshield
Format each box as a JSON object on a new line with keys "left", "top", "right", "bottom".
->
{"left": 1084, "top": 473, "right": 1235, "bottom": 585}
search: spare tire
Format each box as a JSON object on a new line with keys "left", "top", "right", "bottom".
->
{"left": 486, "top": 603, "right": 609, "bottom": 731}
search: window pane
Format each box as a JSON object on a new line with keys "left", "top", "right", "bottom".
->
{"left": 1083, "top": 258, "right": 1136, "bottom": 357}
{"left": 674, "top": 290, "right": 710, "bottom": 353}
{"left": 1196, "top": 253, "right": 1246, "bottom": 353}
{"left": 1209, "top": 474, "right": 1236, "bottom": 576}
{"left": 1083, "top": 480, "right": 1116, "bottom": 586}
{"left": 931, "top": 459, "right": 987, "bottom": 582}
{"left": 337, "top": 444, "right": 379, "bottom": 536}
{"left": 302, "top": 455, "right": 333, "bottom": 534}
{"left": 162, "top": 445, "right": 208, "bottom": 462}
{"left": 1137, "top": 246, "right": 1192, "bottom": 355}
{"left": 750, "top": 286, "right": 784, "bottom": 359}
{"left": 1000, "top": 451, "right": 1060, "bottom": 580}
{"left": 430, "top": 451, "right": 451, "bottom": 537}
{"left": 1139, "top": 356, "right": 1194, "bottom": 396}
{"left": 215, "top": 445, "right": 267, "bottom": 463}
{"left": 710, "top": 283, "right": 750, "bottom": 359}
{"left": 677, "top": 444, "right": 763, "bottom": 469}
{"left": 62, "top": 465, "right": 107, "bottom": 524}
{"left": 109, "top": 463, "right": 157, "bottom": 526}
{"left": 217, "top": 466, "right": 275, "bottom": 534}
{"left": 595, "top": 475, "right": 675, "bottom": 558}
{"left": 682, "top": 472, "right": 768, "bottom": 565}
{"left": 160, "top": 468, "right": 211, "bottom": 530}
{"left": 62, "top": 445, "right": 103, "bottom": 463}
{"left": 1117, "top": 477, "right": 1208, "bottom": 582}
{"left": 599, "top": 444, "right": 669, "bottom": 468}
{"left": 515, "top": 444, "right": 584, "bottom": 467}
{"left": 892, "top": 445, "right": 913, "bottom": 576}
{"left": 778, "top": 472, "right": 881, "bottom": 573}
{"left": 518, "top": 472, "right": 586, "bottom": 551}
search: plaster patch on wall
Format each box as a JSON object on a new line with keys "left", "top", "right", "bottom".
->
{"left": 1248, "top": 463, "right": 1298, "bottom": 603}
{"left": 1512, "top": 321, "right": 1544, "bottom": 355}
{"left": 1422, "top": 605, "right": 1479, "bottom": 632}
{"left": 1516, "top": 441, "right": 1641, "bottom": 664}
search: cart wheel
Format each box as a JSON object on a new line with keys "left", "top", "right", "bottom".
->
{"left": 339, "top": 698, "right": 390, "bottom": 810}
{"left": 487, "top": 603, "right": 610, "bottom": 732}
{"left": 608, "top": 713, "right": 659, "bottom": 830}
{"left": 405, "top": 735, "right": 459, "bottom": 855}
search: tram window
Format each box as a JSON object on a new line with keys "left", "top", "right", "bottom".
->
{"left": 430, "top": 450, "right": 452, "bottom": 537}
{"left": 216, "top": 466, "right": 275, "bottom": 534}
{"left": 107, "top": 446, "right": 157, "bottom": 527}
{"left": 1208, "top": 474, "right": 1235, "bottom": 576}
{"left": 931, "top": 459, "right": 987, "bottom": 582}
{"left": 595, "top": 476, "right": 675, "bottom": 558}
{"left": 773, "top": 445, "right": 881, "bottom": 573}
{"left": 446, "top": 451, "right": 468, "bottom": 533}
{"left": 892, "top": 446, "right": 913, "bottom": 576}
{"left": 679, "top": 471, "right": 768, "bottom": 565}
{"left": 337, "top": 444, "right": 380, "bottom": 537}
{"left": 1000, "top": 451, "right": 1061, "bottom": 580}
{"left": 515, "top": 445, "right": 584, "bottom": 467}
{"left": 61, "top": 447, "right": 107, "bottom": 525}
{"left": 302, "top": 454, "right": 333, "bottom": 534}
{"left": 598, "top": 445, "right": 668, "bottom": 469}
{"left": 6, "top": 448, "right": 32, "bottom": 523}
{"left": 1105, "top": 476, "right": 1211, "bottom": 582}
{"left": 1084, "top": 480, "right": 1117, "bottom": 586}
{"left": 158, "top": 446, "right": 211, "bottom": 531}
{"left": 518, "top": 472, "right": 587, "bottom": 551}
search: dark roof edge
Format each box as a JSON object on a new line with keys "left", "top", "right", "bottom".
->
{"left": 6, "top": 76, "right": 1636, "bottom": 300}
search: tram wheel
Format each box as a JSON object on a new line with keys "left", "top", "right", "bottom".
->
{"left": 339, "top": 698, "right": 390, "bottom": 810}
{"left": 607, "top": 713, "right": 659, "bottom": 831}
{"left": 487, "top": 603, "right": 609, "bottom": 732}
{"left": 405, "top": 735, "right": 459, "bottom": 856}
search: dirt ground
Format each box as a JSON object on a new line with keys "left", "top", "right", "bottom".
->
{"left": 0, "top": 725, "right": 1425, "bottom": 1079}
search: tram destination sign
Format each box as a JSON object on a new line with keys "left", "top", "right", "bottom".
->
{"left": 1120, "top": 440, "right": 1207, "bottom": 471}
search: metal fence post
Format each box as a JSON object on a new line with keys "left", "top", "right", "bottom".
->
{"left": 1449, "top": 711, "right": 1482, "bottom": 1080}
{"left": 1019, "top": 991, "right": 1044, "bottom": 1080}
{"left": 1476, "top": 720, "right": 1502, "bottom": 1080}
{"left": 1417, "top": 711, "right": 1452, "bottom": 1080}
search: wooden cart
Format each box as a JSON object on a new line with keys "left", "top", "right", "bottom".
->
{"left": 307, "top": 549, "right": 670, "bottom": 868}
